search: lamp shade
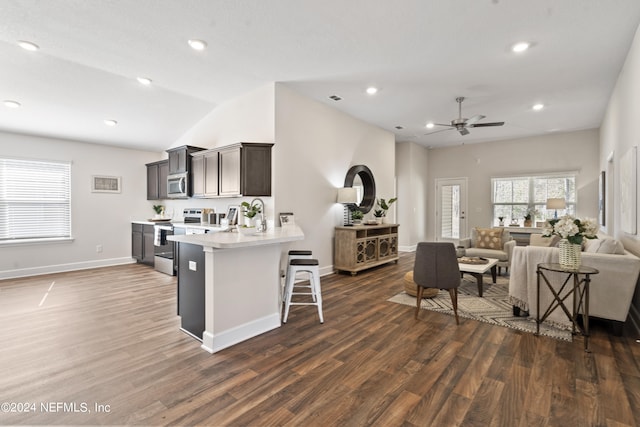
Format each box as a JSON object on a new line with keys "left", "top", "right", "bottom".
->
{"left": 546, "top": 198, "right": 566, "bottom": 210}
{"left": 337, "top": 187, "right": 358, "bottom": 204}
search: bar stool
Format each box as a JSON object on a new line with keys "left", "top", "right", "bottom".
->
{"left": 283, "top": 250, "right": 314, "bottom": 301}
{"left": 282, "top": 258, "right": 323, "bottom": 324}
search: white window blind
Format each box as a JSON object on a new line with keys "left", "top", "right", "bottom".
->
{"left": 0, "top": 158, "right": 72, "bottom": 242}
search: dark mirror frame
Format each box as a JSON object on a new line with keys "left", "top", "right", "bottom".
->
{"left": 344, "top": 165, "right": 376, "bottom": 214}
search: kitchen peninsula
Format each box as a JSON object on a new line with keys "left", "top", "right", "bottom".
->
{"left": 168, "top": 226, "right": 304, "bottom": 353}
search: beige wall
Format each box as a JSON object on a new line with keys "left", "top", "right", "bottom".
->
{"left": 0, "top": 131, "right": 162, "bottom": 278}
{"left": 396, "top": 141, "right": 429, "bottom": 250}
{"left": 424, "top": 129, "right": 600, "bottom": 240}
{"left": 274, "top": 84, "right": 396, "bottom": 273}
{"left": 600, "top": 23, "right": 640, "bottom": 254}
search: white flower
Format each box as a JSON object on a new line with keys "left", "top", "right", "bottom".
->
{"left": 542, "top": 214, "right": 599, "bottom": 245}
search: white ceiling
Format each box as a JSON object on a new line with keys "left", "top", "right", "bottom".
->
{"left": 1, "top": 0, "right": 640, "bottom": 152}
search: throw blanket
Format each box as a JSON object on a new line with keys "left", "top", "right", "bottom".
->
{"left": 508, "top": 246, "right": 572, "bottom": 327}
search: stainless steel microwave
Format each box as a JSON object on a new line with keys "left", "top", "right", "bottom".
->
{"left": 167, "top": 173, "right": 188, "bottom": 198}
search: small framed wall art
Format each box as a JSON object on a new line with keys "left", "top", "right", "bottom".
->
{"left": 91, "top": 175, "right": 121, "bottom": 193}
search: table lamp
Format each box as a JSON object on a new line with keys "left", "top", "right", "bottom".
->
{"left": 546, "top": 198, "right": 566, "bottom": 219}
{"left": 337, "top": 187, "right": 358, "bottom": 225}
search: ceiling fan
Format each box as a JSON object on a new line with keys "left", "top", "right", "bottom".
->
{"left": 426, "top": 96, "right": 505, "bottom": 136}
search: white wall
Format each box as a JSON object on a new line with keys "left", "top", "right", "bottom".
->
{"left": 600, "top": 23, "right": 640, "bottom": 254}
{"left": 0, "top": 131, "right": 162, "bottom": 278}
{"left": 163, "top": 83, "right": 277, "bottom": 220}
{"left": 396, "top": 141, "right": 429, "bottom": 250}
{"left": 274, "top": 84, "right": 396, "bottom": 273}
{"left": 425, "top": 129, "right": 600, "bottom": 240}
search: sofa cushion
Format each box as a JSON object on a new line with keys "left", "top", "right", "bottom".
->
{"left": 465, "top": 247, "right": 509, "bottom": 261}
{"left": 584, "top": 238, "right": 625, "bottom": 254}
{"left": 474, "top": 227, "right": 504, "bottom": 250}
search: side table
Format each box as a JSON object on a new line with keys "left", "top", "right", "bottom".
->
{"left": 536, "top": 263, "right": 599, "bottom": 352}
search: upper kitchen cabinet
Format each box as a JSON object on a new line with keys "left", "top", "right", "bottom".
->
{"left": 191, "top": 150, "right": 219, "bottom": 198}
{"left": 146, "top": 159, "right": 169, "bottom": 200}
{"left": 192, "top": 142, "right": 273, "bottom": 198}
{"left": 166, "top": 145, "right": 205, "bottom": 175}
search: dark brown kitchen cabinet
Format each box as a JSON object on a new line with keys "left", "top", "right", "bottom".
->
{"left": 191, "top": 142, "right": 273, "bottom": 198}
{"left": 146, "top": 160, "right": 169, "bottom": 200}
{"left": 219, "top": 143, "right": 273, "bottom": 197}
{"left": 166, "top": 145, "right": 205, "bottom": 175}
{"left": 132, "top": 223, "right": 155, "bottom": 266}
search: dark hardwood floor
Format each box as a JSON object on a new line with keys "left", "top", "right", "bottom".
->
{"left": 0, "top": 252, "right": 639, "bottom": 426}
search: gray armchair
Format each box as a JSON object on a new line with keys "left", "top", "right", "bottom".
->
{"left": 459, "top": 227, "right": 516, "bottom": 274}
{"left": 413, "top": 242, "right": 461, "bottom": 324}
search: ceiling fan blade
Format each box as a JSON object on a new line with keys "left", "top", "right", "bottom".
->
{"left": 458, "top": 128, "right": 470, "bottom": 136}
{"left": 424, "top": 128, "right": 454, "bottom": 136}
{"left": 432, "top": 123, "right": 454, "bottom": 127}
{"left": 470, "top": 121, "right": 505, "bottom": 128}
{"left": 465, "top": 114, "right": 486, "bottom": 126}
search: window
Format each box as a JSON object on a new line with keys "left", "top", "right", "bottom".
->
{"left": 492, "top": 174, "right": 576, "bottom": 226}
{"left": 0, "top": 158, "right": 72, "bottom": 243}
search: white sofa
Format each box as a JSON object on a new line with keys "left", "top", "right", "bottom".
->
{"left": 508, "top": 241, "right": 640, "bottom": 333}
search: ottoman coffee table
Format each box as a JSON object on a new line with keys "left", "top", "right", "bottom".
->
{"left": 458, "top": 257, "right": 498, "bottom": 297}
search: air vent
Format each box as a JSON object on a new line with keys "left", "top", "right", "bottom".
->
{"left": 329, "top": 95, "right": 342, "bottom": 101}
{"left": 395, "top": 126, "right": 404, "bottom": 130}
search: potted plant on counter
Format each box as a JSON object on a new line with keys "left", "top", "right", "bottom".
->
{"left": 376, "top": 197, "right": 397, "bottom": 223}
{"left": 152, "top": 204, "right": 165, "bottom": 219}
{"left": 351, "top": 209, "right": 364, "bottom": 225}
{"left": 373, "top": 209, "right": 385, "bottom": 224}
{"left": 240, "top": 201, "right": 261, "bottom": 228}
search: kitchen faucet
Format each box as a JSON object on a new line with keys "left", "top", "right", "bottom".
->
{"left": 251, "top": 198, "right": 267, "bottom": 232}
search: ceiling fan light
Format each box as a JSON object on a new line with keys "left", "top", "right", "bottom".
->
{"left": 512, "top": 42, "right": 530, "bottom": 53}
{"left": 425, "top": 122, "right": 435, "bottom": 129}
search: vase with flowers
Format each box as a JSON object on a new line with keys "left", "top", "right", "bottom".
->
{"left": 542, "top": 215, "right": 599, "bottom": 269}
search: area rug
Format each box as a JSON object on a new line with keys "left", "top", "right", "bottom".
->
{"left": 388, "top": 275, "right": 573, "bottom": 342}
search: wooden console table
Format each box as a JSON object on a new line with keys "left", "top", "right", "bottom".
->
{"left": 334, "top": 224, "right": 399, "bottom": 275}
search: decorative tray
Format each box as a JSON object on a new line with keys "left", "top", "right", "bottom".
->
{"left": 148, "top": 218, "right": 172, "bottom": 222}
{"left": 458, "top": 256, "right": 489, "bottom": 265}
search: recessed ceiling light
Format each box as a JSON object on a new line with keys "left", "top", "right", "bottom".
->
{"left": 104, "top": 119, "right": 118, "bottom": 126}
{"left": 3, "top": 100, "right": 21, "bottom": 108}
{"left": 366, "top": 87, "right": 378, "bottom": 95}
{"left": 425, "top": 122, "right": 435, "bottom": 129}
{"left": 512, "top": 42, "right": 530, "bottom": 53}
{"left": 17, "top": 40, "right": 39, "bottom": 51}
{"left": 136, "top": 77, "right": 152, "bottom": 86}
{"left": 188, "top": 39, "right": 208, "bottom": 51}
{"left": 532, "top": 103, "right": 544, "bottom": 111}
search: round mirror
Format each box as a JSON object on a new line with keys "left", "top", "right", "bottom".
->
{"left": 344, "top": 165, "right": 376, "bottom": 213}
{"left": 352, "top": 174, "right": 364, "bottom": 206}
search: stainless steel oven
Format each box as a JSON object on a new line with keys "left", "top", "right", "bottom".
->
{"left": 154, "top": 224, "right": 175, "bottom": 275}
{"left": 167, "top": 172, "right": 188, "bottom": 198}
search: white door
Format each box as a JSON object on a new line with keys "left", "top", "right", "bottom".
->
{"left": 436, "top": 178, "right": 467, "bottom": 242}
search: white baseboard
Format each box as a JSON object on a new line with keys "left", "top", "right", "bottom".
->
{"left": 0, "top": 257, "right": 136, "bottom": 280}
{"left": 201, "top": 313, "right": 281, "bottom": 354}
{"left": 399, "top": 245, "right": 416, "bottom": 252}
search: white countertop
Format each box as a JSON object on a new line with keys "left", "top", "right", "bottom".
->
{"left": 168, "top": 225, "right": 304, "bottom": 249}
